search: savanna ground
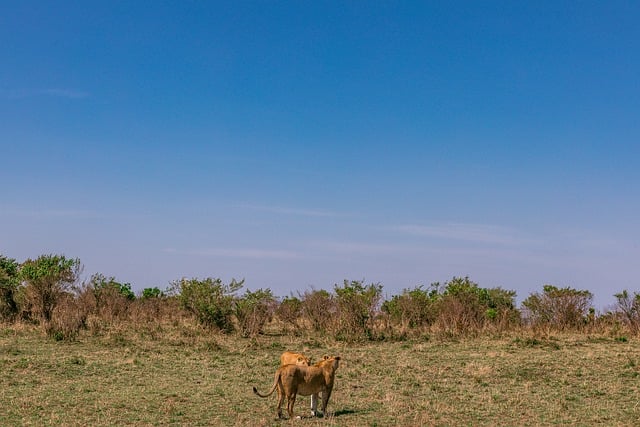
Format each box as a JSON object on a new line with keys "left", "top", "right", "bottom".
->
{"left": 2, "top": 322, "right": 640, "bottom": 426}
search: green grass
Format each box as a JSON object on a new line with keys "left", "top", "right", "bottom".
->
{"left": 1, "top": 325, "right": 640, "bottom": 426}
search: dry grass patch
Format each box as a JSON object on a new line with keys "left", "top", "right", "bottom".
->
{"left": 2, "top": 326, "right": 640, "bottom": 425}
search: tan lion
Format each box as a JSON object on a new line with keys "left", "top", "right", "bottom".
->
{"left": 280, "top": 351, "right": 312, "bottom": 367}
{"left": 253, "top": 356, "right": 341, "bottom": 419}
{"left": 280, "top": 352, "right": 329, "bottom": 415}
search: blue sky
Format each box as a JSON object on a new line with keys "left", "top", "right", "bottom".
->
{"left": 2, "top": 2, "right": 639, "bottom": 308}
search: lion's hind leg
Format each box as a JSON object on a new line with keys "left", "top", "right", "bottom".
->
{"left": 275, "top": 377, "right": 285, "bottom": 419}
{"left": 286, "top": 392, "right": 297, "bottom": 419}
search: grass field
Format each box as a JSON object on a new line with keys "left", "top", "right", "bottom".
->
{"left": 2, "top": 323, "right": 640, "bottom": 426}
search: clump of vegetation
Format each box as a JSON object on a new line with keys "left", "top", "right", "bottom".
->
{"left": 522, "top": 285, "right": 593, "bottom": 331}
{"left": 382, "top": 277, "right": 519, "bottom": 338}
{"left": 171, "top": 277, "right": 243, "bottom": 333}
{"left": 82, "top": 273, "right": 135, "bottom": 323}
{"left": 141, "top": 287, "right": 164, "bottom": 300}
{"left": 382, "top": 284, "right": 440, "bottom": 336}
{"left": 235, "top": 288, "right": 277, "bottom": 337}
{"left": 275, "top": 296, "right": 303, "bottom": 333}
{"left": 48, "top": 292, "right": 88, "bottom": 341}
{"left": 0, "top": 255, "right": 20, "bottom": 321}
{"left": 614, "top": 289, "right": 640, "bottom": 333}
{"left": 436, "top": 276, "right": 519, "bottom": 336}
{"left": 299, "top": 288, "right": 336, "bottom": 333}
{"left": 18, "top": 254, "right": 82, "bottom": 338}
{"left": 334, "top": 280, "right": 383, "bottom": 341}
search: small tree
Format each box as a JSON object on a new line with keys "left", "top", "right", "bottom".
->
{"left": 235, "top": 288, "right": 277, "bottom": 337}
{"left": 0, "top": 255, "right": 20, "bottom": 321}
{"left": 276, "top": 296, "right": 303, "bottom": 332}
{"left": 19, "top": 254, "right": 81, "bottom": 326}
{"left": 484, "top": 286, "right": 520, "bottom": 328}
{"left": 299, "top": 288, "right": 336, "bottom": 333}
{"left": 433, "top": 277, "right": 519, "bottom": 335}
{"left": 83, "top": 273, "right": 135, "bottom": 322}
{"left": 173, "top": 277, "right": 243, "bottom": 332}
{"left": 436, "top": 277, "right": 486, "bottom": 334}
{"left": 614, "top": 290, "right": 640, "bottom": 334}
{"left": 522, "top": 285, "right": 593, "bottom": 331}
{"left": 382, "top": 284, "right": 440, "bottom": 332}
{"left": 334, "top": 280, "right": 383, "bottom": 341}
{"left": 141, "top": 287, "right": 164, "bottom": 300}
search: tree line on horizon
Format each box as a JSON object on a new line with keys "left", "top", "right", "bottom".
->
{"left": 2, "top": 252, "right": 640, "bottom": 342}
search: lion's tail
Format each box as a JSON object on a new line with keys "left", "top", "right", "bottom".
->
{"left": 253, "top": 369, "right": 280, "bottom": 398}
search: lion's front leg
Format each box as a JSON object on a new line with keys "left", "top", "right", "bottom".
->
{"left": 310, "top": 392, "right": 322, "bottom": 416}
{"left": 321, "top": 387, "right": 333, "bottom": 415}
{"left": 310, "top": 393, "right": 318, "bottom": 416}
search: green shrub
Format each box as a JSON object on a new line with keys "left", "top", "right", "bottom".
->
{"left": 235, "top": 288, "right": 277, "bottom": 337}
{"left": 522, "top": 285, "right": 593, "bottom": 331}
{"left": 141, "top": 287, "right": 164, "bottom": 299}
{"left": 19, "top": 254, "right": 81, "bottom": 325}
{"left": 276, "top": 296, "right": 303, "bottom": 333}
{"left": 334, "top": 280, "right": 383, "bottom": 341}
{"left": 48, "top": 293, "right": 87, "bottom": 341}
{"left": 381, "top": 284, "right": 440, "bottom": 331}
{"left": 173, "top": 277, "right": 243, "bottom": 332}
{"left": 436, "top": 277, "right": 518, "bottom": 335}
{"left": 299, "top": 288, "right": 336, "bottom": 333}
{"left": 0, "top": 254, "right": 20, "bottom": 321}
{"left": 614, "top": 290, "right": 640, "bottom": 334}
{"left": 83, "top": 273, "right": 135, "bottom": 323}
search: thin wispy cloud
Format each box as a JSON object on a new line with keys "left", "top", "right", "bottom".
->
{"left": 43, "top": 88, "right": 89, "bottom": 99}
{"left": 311, "top": 240, "right": 405, "bottom": 255}
{"left": 234, "top": 203, "right": 348, "bottom": 218}
{"left": 392, "top": 223, "right": 539, "bottom": 246}
{"left": 164, "top": 247, "right": 303, "bottom": 260}
{"left": 1, "top": 88, "right": 89, "bottom": 99}
{"left": 0, "top": 208, "right": 102, "bottom": 220}
{"left": 312, "top": 239, "right": 546, "bottom": 265}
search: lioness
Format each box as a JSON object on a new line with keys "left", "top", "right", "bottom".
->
{"left": 310, "top": 355, "right": 331, "bottom": 415}
{"left": 253, "top": 356, "right": 341, "bottom": 419}
{"left": 280, "top": 352, "right": 326, "bottom": 416}
{"left": 280, "top": 351, "right": 311, "bottom": 367}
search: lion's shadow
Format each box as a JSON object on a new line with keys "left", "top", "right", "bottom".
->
{"left": 332, "top": 408, "right": 358, "bottom": 417}
{"left": 292, "top": 408, "right": 358, "bottom": 421}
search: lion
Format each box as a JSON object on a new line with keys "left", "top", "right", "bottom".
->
{"left": 253, "top": 355, "right": 341, "bottom": 419}
{"left": 280, "top": 351, "right": 312, "bottom": 367}
{"left": 280, "top": 352, "right": 329, "bottom": 415}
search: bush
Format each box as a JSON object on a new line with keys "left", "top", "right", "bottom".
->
{"left": 141, "top": 287, "right": 164, "bottom": 299}
{"left": 48, "top": 293, "right": 89, "bottom": 341}
{"left": 0, "top": 255, "right": 20, "bottom": 321}
{"left": 299, "top": 288, "right": 336, "bottom": 333}
{"left": 483, "top": 286, "right": 520, "bottom": 329}
{"left": 235, "top": 288, "right": 277, "bottom": 337}
{"left": 19, "top": 254, "right": 82, "bottom": 327}
{"left": 522, "top": 285, "right": 593, "bottom": 331}
{"left": 84, "top": 274, "right": 135, "bottom": 322}
{"left": 334, "top": 280, "right": 383, "bottom": 341}
{"left": 276, "top": 296, "right": 303, "bottom": 333}
{"left": 382, "top": 284, "right": 440, "bottom": 333}
{"left": 614, "top": 290, "right": 640, "bottom": 334}
{"left": 435, "top": 277, "right": 519, "bottom": 335}
{"left": 173, "top": 277, "right": 243, "bottom": 332}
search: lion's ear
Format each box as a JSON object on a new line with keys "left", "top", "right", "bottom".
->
{"left": 297, "top": 356, "right": 304, "bottom": 362}
{"left": 323, "top": 355, "right": 330, "bottom": 360}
